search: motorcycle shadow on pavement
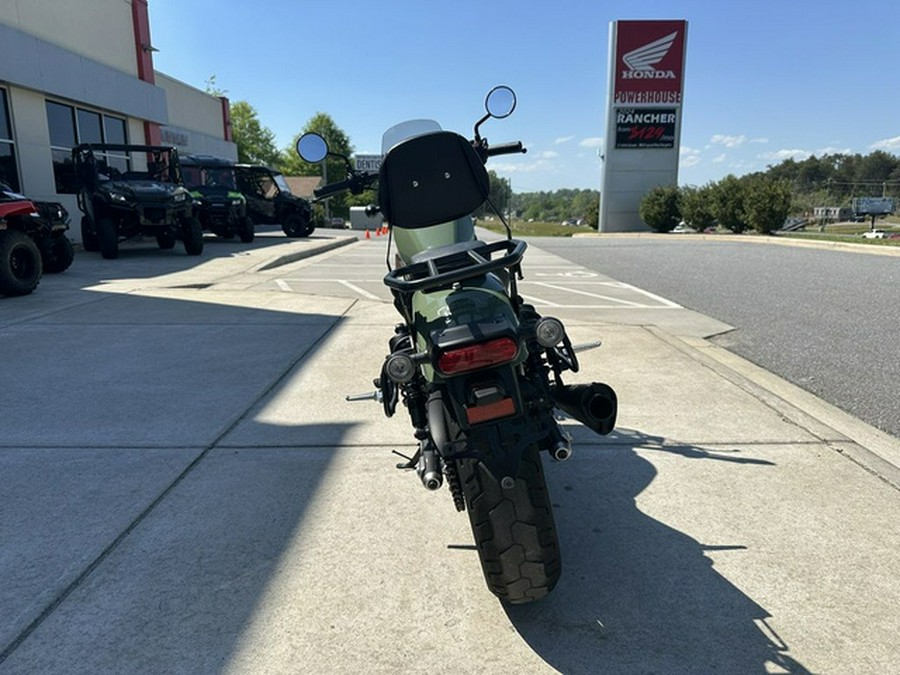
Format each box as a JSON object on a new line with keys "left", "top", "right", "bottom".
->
{"left": 506, "top": 427, "right": 814, "bottom": 675}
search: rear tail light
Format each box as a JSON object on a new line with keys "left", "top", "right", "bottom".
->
{"left": 437, "top": 337, "right": 518, "bottom": 375}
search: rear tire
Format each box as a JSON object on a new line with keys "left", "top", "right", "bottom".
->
{"left": 96, "top": 217, "right": 118, "bottom": 259}
{"left": 156, "top": 232, "right": 176, "bottom": 249}
{"left": 0, "top": 229, "right": 42, "bottom": 296}
{"left": 182, "top": 217, "right": 204, "bottom": 256}
{"left": 81, "top": 216, "right": 99, "bottom": 252}
{"left": 238, "top": 216, "right": 255, "bottom": 243}
{"left": 458, "top": 444, "right": 561, "bottom": 604}
{"left": 41, "top": 235, "right": 75, "bottom": 273}
{"left": 281, "top": 213, "right": 311, "bottom": 238}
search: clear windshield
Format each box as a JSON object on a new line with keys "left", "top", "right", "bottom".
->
{"left": 273, "top": 173, "right": 292, "bottom": 194}
{"left": 381, "top": 119, "right": 443, "bottom": 155}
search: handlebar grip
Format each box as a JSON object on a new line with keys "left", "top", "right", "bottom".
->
{"left": 486, "top": 142, "right": 526, "bottom": 157}
{"left": 313, "top": 178, "right": 354, "bottom": 199}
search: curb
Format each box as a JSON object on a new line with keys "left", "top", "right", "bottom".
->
{"left": 572, "top": 231, "right": 900, "bottom": 257}
{"left": 251, "top": 236, "right": 357, "bottom": 272}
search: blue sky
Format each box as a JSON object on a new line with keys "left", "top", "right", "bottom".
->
{"left": 149, "top": 0, "right": 900, "bottom": 193}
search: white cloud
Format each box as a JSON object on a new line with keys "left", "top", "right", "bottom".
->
{"left": 554, "top": 135, "right": 575, "bottom": 144}
{"left": 760, "top": 149, "right": 811, "bottom": 161}
{"left": 710, "top": 134, "right": 747, "bottom": 148}
{"left": 817, "top": 146, "right": 851, "bottom": 156}
{"left": 870, "top": 136, "right": 900, "bottom": 151}
{"left": 680, "top": 145, "right": 700, "bottom": 157}
{"left": 680, "top": 155, "right": 702, "bottom": 168}
{"left": 712, "top": 154, "right": 726, "bottom": 163}
{"left": 490, "top": 159, "right": 556, "bottom": 174}
{"left": 750, "top": 137, "right": 769, "bottom": 144}
{"left": 540, "top": 150, "right": 559, "bottom": 159}
{"left": 579, "top": 137, "right": 604, "bottom": 148}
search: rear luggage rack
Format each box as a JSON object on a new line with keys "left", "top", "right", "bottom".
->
{"left": 384, "top": 239, "right": 526, "bottom": 294}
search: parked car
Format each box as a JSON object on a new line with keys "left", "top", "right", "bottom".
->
{"left": 73, "top": 144, "right": 202, "bottom": 258}
{"left": 181, "top": 154, "right": 253, "bottom": 243}
{"left": 234, "top": 164, "right": 314, "bottom": 238}
{"left": 861, "top": 230, "right": 888, "bottom": 239}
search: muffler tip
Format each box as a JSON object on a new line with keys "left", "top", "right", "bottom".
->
{"left": 422, "top": 473, "right": 443, "bottom": 491}
{"left": 551, "top": 443, "right": 572, "bottom": 461}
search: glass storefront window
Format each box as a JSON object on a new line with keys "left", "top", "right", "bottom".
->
{"left": 104, "top": 116, "right": 127, "bottom": 145}
{"left": 0, "top": 89, "right": 19, "bottom": 191}
{"left": 77, "top": 109, "right": 103, "bottom": 144}
{"left": 46, "top": 100, "right": 129, "bottom": 193}
{"left": 47, "top": 101, "right": 77, "bottom": 148}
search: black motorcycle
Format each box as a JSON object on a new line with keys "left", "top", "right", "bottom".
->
{"left": 297, "top": 86, "right": 617, "bottom": 604}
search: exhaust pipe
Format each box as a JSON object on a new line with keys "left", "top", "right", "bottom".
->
{"left": 551, "top": 383, "right": 618, "bottom": 436}
{"left": 417, "top": 446, "right": 443, "bottom": 491}
{"left": 551, "top": 439, "right": 572, "bottom": 461}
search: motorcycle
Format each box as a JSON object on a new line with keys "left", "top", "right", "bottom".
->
{"left": 296, "top": 86, "right": 618, "bottom": 604}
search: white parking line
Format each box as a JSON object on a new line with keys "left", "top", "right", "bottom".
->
{"left": 275, "top": 279, "right": 292, "bottom": 292}
{"left": 337, "top": 280, "right": 382, "bottom": 300}
{"left": 531, "top": 281, "right": 650, "bottom": 307}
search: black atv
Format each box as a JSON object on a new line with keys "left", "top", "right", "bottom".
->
{"left": 234, "top": 164, "right": 314, "bottom": 237}
{"left": 0, "top": 183, "right": 74, "bottom": 296}
{"left": 181, "top": 154, "right": 254, "bottom": 243}
{"left": 73, "top": 144, "right": 203, "bottom": 259}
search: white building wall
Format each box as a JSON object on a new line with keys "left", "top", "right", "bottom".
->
{"left": 155, "top": 73, "right": 237, "bottom": 161}
{"left": 0, "top": 0, "right": 137, "bottom": 76}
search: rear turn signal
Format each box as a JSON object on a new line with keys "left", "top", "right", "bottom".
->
{"left": 437, "top": 337, "right": 518, "bottom": 375}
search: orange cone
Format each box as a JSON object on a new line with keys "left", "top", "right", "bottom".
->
{"left": 365, "top": 229, "right": 370, "bottom": 239}
{"left": 376, "top": 226, "right": 381, "bottom": 236}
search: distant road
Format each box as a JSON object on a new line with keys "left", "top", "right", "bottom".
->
{"left": 530, "top": 236, "right": 900, "bottom": 439}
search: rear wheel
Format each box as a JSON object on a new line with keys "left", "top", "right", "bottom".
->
{"left": 238, "top": 216, "right": 255, "bottom": 243}
{"left": 97, "top": 217, "right": 118, "bottom": 259}
{"left": 457, "top": 444, "right": 561, "bottom": 604}
{"left": 0, "top": 229, "right": 42, "bottom": 296}
{"left": 182, "top": 217, "right": 204, "bottom": 255}
{"left": 41, "top": 235, "right": 75, "bottom": 273}
{"left": 156, "top": 232, "right": 176, "bottom": 249}
{"left": 281, "top": 212, "right": 312, "bottom": 238}
{"left": 81, "top": 216, "right": 99, "bottom": 252}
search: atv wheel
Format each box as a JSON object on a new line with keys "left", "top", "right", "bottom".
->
{"left": 0, "top": 229, "right": 42, "bottom": 296}
{"left": 238, "top": 216, "right": 255, "bottom": 243}
{"left": 81, "top": 216, "right": 99, "bottom": 252}
{"left": 156, "top": 232, "right": 176, "bottom": 249}
{"left": 458, "top": 444, "right": 561, "bottom": 604}
{"left": 182, "top": 217, "right": 204, "bottom": 256}
{"left": 96, "top": 217, "right": 119, "bottom": 259}
{"left": 281, "top": 213, "right": 312, "bottom": 238}
{"left": 41, "top": 235, "right": 75, "bottom": 273}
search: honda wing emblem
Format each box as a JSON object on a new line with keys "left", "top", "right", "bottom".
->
{"left": 622, "top": 31, "right": 678, "bottom": 72}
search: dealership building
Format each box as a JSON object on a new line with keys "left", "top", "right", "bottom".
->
{"left": 0, "top": 0, "right": 236, "bottom": 242}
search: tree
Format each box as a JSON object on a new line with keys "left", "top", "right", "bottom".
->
{"left": 639, "top": 184, "right": 681, "bottom": 232}
{"left": 743, "top": 176, "right": 793, "bottom": 234}
{"left": 475, "top": 171, "right": 511, "bottom": 218}
{"left": 281, "top": 112, "right": 356, "bottom": 218}
{"left": 230, "top": 101, "right": 280, "bottom": 167}
{"left": 680, "top": 183, "right": 717, "bottom": 231}
{"left": 711, "top": 174, "right": 747, "bottom": 233}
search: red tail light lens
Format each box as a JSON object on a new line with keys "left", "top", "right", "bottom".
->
{"left": 437, "top": 337, "right": 518, "bottom": 375}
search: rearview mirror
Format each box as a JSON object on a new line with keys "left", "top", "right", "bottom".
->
{"left": 485, "top": 86, "right": 516, "bottom": 119}
{"left": 296, "top": 133, "right": 328, "bottom": 163}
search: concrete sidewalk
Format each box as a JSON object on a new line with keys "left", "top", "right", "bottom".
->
{"left": 1, "top": 232, "right": 898, "bottom": 673}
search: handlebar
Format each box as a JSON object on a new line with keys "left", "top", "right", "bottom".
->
{"left": 312, "top": 171, "right": 378, "bottom": 201}
{"left": 313, "top": 178, "right": 356, "bottom": 199}
{"left": 486, "top": 141, "right": 527, "bottom": 157}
